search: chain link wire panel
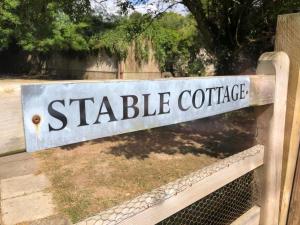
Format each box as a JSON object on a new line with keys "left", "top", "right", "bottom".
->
{"left": 76, "top": 146, "right": 262, "bottom": 225}
{"left": 157, "top": 171, "right": 260, "bottom": 225}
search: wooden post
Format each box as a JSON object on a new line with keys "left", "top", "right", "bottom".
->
{"left": 287, "top": 146, "right": 300, "bottom": 225}
{"left": 275, "top": 13, "right": 300, "bottom": 225}
{"left": 118, "top": 60, "right": 125, "bottom": 79}
{"left": 230, "top": 206, "right": 260, "bottom": 225}
{"left": 255, "top": 52, "right": 289, "bottom": 225}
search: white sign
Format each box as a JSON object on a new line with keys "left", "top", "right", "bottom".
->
{"left": 21, "top": 76, "right": 250, "bottom": 152}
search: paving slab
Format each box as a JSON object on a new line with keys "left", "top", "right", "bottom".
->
{"left": 1, "top": 192, "right": 55, "bottom": 225}
{"left": 0, "top": 153, "right": 37, "bottom": 180}
{"left": 1, "top": 174, "right": 50, "bottom": 200}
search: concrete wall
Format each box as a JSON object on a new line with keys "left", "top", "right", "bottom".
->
{"left": 124, "top": 44, "right": 161, "bottom": 80}
{"left": 45, "top": 51, "right": 118, "bottom": 80}
{"left": 44, "top": 46, "right": 162, "bottom": 80}
{"left": 0, "top": 45, "right": 162, "bottom": 80}
{"left": 42, "top": 45, "right": 162, "bottom": 80}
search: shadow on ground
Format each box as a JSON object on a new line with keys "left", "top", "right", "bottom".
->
{"left": 61, "top": 109, "right": 256, "bottom": 160}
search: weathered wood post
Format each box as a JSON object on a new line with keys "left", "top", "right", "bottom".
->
{"left": 255, "top": 52, "right": 289, "bottom": 225}
{"left": 287, "top": 149, "right": 300, "bottom": 225}
{"left": 118, "top": 60, "right": 125, "bottom": 79}
{"left": 275, "top": 13, "right": 300, "bottom": 225}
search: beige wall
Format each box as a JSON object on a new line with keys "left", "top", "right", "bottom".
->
{"left": 124, "top": 72, "right": 162, "bottom": 80}
{"left": 124, "top": 43, "right": 161, "bottom": 80}
{"left": 0, "top": 42, "right": 162, "bottom": 80}
{"left": 44, "top": 44, "right": 162, "bottom": 80}
{"left": 45, "top": 51, "right": 118, "bottom": 80}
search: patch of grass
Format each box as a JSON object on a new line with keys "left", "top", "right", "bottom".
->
{"left": 37, "top": 149, "right": 217, "bottom": 223}
{"left": 38, "top": 149, "right": 215, "bottom": 223}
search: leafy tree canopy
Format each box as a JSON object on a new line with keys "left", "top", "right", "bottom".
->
{"left": 1, "top": 0, "right": 300, "bottom": 75}
{"left": 1, "top": 0, "right": 91, "bottom": 53}
{"left": 125, "top": 0, "right": 300, "bottom": 73}
{"left": 0, "top": 0, "right": 20, "bottom": 50}
{"left": 89, "top": 12, "right": 201, "bottom": 75}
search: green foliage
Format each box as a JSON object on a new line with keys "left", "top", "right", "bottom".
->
{"left": 128, "top": 0, "right": 300, "bottom": 74}
{"left": 89, "top": 13, "right": 152, "bottom": 60}
{"left": 5, "top": 0, "right": 298, "bottom": 75}
{"left": 89, "top": 16, "right": 133, "bottom": 59}
{"left": 0, "top": 0, "right": 20, "bottom": 50}
{"left": 90, "top": 12, "right": 202, "bottom": 75}
{"left": 16, "top": 1, "right": 89, "bottom": 53}
{"left": 0, "top": 0, "right": 90, "bottom": 53}
{"left": 134, "top": 36, "right": 150, "bottom": 64}
{"left": 182, "top": 0, "right": 300, "bottom": 73}
{"left": 145, "top": 13, "right": 201, "bottom": 75}
{"left": 0, "top": 0, "right": 212, "bottom": 75}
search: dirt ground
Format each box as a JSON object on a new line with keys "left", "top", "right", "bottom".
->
{"left": 35, "top": 109, "right": 256, "bottom": 223}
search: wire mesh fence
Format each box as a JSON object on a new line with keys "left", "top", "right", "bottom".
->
{"left": 157, "top": 171, "right": 260, "bottom": 225}
{"left": 76, "top": 146, "right": 262, "bottom": 225}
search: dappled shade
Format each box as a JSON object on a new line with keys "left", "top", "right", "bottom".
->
{"left": 61, "top": 109, "right": 256, "bottom": 159}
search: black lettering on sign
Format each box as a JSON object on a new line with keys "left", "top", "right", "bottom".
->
{"left": 69, "top": 98, "right": 94, "bottom": 127}
{"left": 206, "top": 87, "right": 215, "bottom": 106}
{"left": 46, "top": 82, "right": 249, "bottom": 132}
{"left": 215, "top": 86, "right": 223, "bottom": 104}
{"left": 192, "top": 89, "right": 205, "bottom": 109}
{"left": 121, "top": 95, "right": 139, "bottom": 120}
{"left": 231, "top": 84, "right": 239, "bottom": 101}
{"left": 178, "top": 90, "right": 191, "bottom": 111}
{"left": 222, "top": 86, "right": 230, "bottom": 103}
{"left": 48, "top": 100, "right": 67, "bottom": 132}
{"left": 94, "top": 96, "right": 117, "bottom": 124}
{"left": 143, "top": 94, "right": 157, "bottom": 117}
{"left": 240, "top": 83, "right": 246, "bottom": 99}
{"left": 158, "top": 92, "right": 171, "bottom": 114}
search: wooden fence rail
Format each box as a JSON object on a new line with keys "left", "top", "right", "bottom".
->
{"left": 11, "top": 51, "right": 287, "bottom": 225}
{"left": 0, "top": 75, "right": 274, "bottom": 155}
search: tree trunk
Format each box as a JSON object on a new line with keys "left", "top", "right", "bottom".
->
{"left": 182, "top": 0, "right": 214, "bottom": 52}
